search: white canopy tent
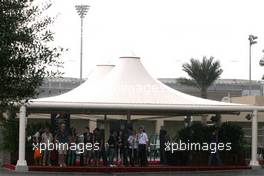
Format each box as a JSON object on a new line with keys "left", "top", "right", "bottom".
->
{"left": 27, "top": 57, "right": 261, "bottom": 113}
{"left": 16, "top": 56, "right": 262, "bottom": 171}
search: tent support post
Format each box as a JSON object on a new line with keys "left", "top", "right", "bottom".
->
{"left": 127, "top": 113, "right": 131, "bottom": 124}
{"left": 155, "top": 119, "right": 164, "bottom": 134}
{"left": 103, "top": 114, "right": 107, "bottom": 129}
{"left": 201, "top": 115, "right": 207, "bottom": 125}
{"left": 15, "top": 104, "right": 28, "bottom": 172}
{"left": 126, "top": 112, "right": 132, "bottom": 129}
{"left": 250, "top": 109, "right": 260, "bottom": 168}
{"left": 185, "top": 115, "right": 192, "bottom": 127}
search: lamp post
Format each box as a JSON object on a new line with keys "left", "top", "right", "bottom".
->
{"left": 248, "top": 35, "right": 258, "bottom": 95}
{"left": 75, "top": 4, "right": 90, "bottom": 84}
{"left": 260, "top": 50, "right": 264, "bottom": 82}
{"left": 260, "top": 50, "right": 264, "bottom": 67}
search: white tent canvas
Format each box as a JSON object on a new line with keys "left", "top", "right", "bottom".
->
{"left": 28, "top": 56, "right": 260, "bottom": 113}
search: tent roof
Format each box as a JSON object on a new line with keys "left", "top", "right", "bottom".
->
{"left": 27, "top": 56, "right": 262, "bottom": 114}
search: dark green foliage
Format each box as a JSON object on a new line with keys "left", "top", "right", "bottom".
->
{"left": 178, "top": 56, "right": 223, "bottom": 98}
{"left": 0, "top": 117, "right": 19, "bottom": 152}
{"left": 0, "top": 108, "right": 51, "bottom": 164}
{"left": 176, "top": 122, "right": 247, "bottom": 165}
{"left": 220, "top": 122, "right": 245, "bottom": 152}
{"left": 0, "top": 0, "right": 65, "bottom": 109}
{"left": 0, "top": 107, "right": 19, "bottom": 152}
{"left": 178, "top": 123, "right": 215, "bottom": 143}
{"left": 178, "top": 122, "right": 245, "bottom": 152}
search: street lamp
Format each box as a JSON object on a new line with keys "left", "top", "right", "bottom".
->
{"left": 260, "top": 50, "right": 264, "bottom": 80}
{"left": 260, "top": 50, "right": 264, "bottom": 66}
{"left": 75, "top": 4, "right": 90, "bottom": 84}
{"left": 259, "top": 56, "right": 264, "bottom": 66}
{"left": 248, "top": 35, "right": 258, "bottom": 95}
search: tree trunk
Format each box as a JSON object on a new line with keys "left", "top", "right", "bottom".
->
{"left": 201, "top": 87, "right": 208, "bottom": 124}
{"left": 200, "top": 87, "right": 207, "bottom": 99}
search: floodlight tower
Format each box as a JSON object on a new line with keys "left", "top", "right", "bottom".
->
{"left": 248, "top": 35, "right": 258, "bottom": 95}
{"left": 75, "top": 4, "right": 90, "bottom": 84}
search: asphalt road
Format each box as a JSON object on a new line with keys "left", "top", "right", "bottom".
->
{"left": 1, "top": 169, "right": 264, "bottom": 176}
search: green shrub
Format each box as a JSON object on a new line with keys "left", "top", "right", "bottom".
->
{"left": 176, "top": 122, "right": 246, "bottom": 165}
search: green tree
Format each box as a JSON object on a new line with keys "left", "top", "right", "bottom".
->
{"left": 178, "top": 56, "right": 223, "bottom": 98}
{"left": 0, "top": 0, "right": 64, "bottom": 111}
{"left": 177, "top": 122, "right": 246, "bottom": 165}
{"left": 0, "top": 108, "right": 18, "bottom": 152}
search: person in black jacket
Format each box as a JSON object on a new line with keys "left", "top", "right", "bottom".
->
{"left": 100, "top": 128, "right": 108, "bottom": 166}
{"left": 83, "top": 127, "right": 93, "bottom": 166}
{"left": 93, "top": 128, "right": 101, "bottom": 166}
{"left": 117, "top": 130, "right": 123, "bottom": 164}
{"left": 208, "top": 129, "right": 222, "bottom": 166}
{"left": 108, "top": 130, "right": 116, "bottom": 166}
{"left": 159, "top": 126, "right": 167, "bottom": 164}
{"left": 122, "top": 129, "right": 129, "bottom": 166}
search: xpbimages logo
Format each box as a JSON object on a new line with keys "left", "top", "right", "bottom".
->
{"left": 165, "top": 140, "right": 232, "bottom": 153}
{"left": 33, "top": 141, "right": 100, "bottom": 154}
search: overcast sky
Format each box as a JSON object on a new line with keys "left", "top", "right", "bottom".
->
{"left": 45, "top": 0, "right": 264, "bottom": 80}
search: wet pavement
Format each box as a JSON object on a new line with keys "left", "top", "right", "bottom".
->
{"left": 0, "top": 168, "right": 264, "bottom": 176}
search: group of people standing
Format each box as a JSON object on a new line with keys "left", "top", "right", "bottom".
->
{"left": 108, "top": 126, "right": 149, "bottom": 167}
{"left": 32, "top": 123, "right": 149, "bottom": 167}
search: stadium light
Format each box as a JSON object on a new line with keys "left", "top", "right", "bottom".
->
{"left": 75, "top": 4, "right": 90, "bottom": 84}
{"left": 248, "top": 35, "right": 258, "bottom": 95}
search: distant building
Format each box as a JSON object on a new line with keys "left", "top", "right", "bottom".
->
{"left": 37, "top": 77, "right": 81, "bottom": 98}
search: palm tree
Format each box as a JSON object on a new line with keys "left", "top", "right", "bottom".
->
{"left": 178, "top": 56, "right": 223, "bottom": 99}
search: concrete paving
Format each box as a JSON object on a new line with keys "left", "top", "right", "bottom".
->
{"left": 0, "top": 168, "right": 264, "bottom": 176}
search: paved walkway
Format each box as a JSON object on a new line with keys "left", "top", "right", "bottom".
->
{"left": 0, "top": 168, "right": 264, "bottom": 176}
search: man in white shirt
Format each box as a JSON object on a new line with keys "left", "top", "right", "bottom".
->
{"left": 138, "top": 126, "right": 148, "bottom": 167}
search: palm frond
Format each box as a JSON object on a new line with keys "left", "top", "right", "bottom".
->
{"left": 181, "top": 56, "right": 223, "bottom": 89}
